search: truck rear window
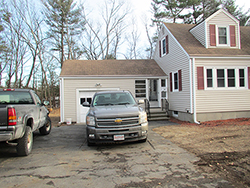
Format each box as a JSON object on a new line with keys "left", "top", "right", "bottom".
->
{"left": 0, "top": 91, "right": 34, "bottom": 104}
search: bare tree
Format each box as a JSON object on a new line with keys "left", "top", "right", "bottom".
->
{"left": 124, "top": 18, "right": 140, "bottom": 59}
{"left": 82, "top": 0, "right": 128, "bottom": 60}
{"left": 9, "top": 0, "right": 49, "bottom": 88}
{"left": 2, "top": 1, "right": 28, "bottom": 88}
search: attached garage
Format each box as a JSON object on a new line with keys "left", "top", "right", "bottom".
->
{"left": 77, "top": 89, "right": 119, "bottom": 123}
{"left": 60, "top": 60, "right": 167, "bottom": 124}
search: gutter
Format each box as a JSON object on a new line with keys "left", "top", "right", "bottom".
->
{"left": 191, "top": 58, "right": 200, "bottom": 124}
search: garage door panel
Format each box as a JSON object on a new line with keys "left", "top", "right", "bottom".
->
{"left": 79, "top": 92, "right": 95, "bottom": 123}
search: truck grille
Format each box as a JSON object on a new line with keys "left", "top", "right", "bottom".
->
{"left": 96, "top": 116, "right": 139, "bottom": 128}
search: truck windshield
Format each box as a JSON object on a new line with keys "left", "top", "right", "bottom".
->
{"left": 93, "top": 92, "right": 136, "bottom": 106}
{"left": 0, "top": 91, "right": 34, "bottom": 104}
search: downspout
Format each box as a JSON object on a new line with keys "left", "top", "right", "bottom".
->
{"left": 191, "top": 58, "right": 200, "bottom": 124}
{"left": 189, "top": 59, "right": 193, "bottom": 114}
{"left": 60, "top": 78, "right": 64, "bottom": 123}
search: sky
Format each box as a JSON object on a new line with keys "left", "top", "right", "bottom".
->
{"left": 83, "top": 0, "right": 250, "bottom": 22}
{"left": 82, "top": 0, "right": 250, "bottom": 59}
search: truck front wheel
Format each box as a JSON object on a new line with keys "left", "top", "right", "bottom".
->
{"left": 39, "top": 116, "right": 52, "bottom": 135}
{"left": 16, "top": 126, "right": 33, "bottom": 156}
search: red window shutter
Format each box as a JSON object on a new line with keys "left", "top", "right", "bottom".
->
{"left": 170, "top": 72, "right": 172, "bottom": 92}
{"left": 230, "top": 25, "right": 236, "bottom": 47}
{"left": 178, "top": 69, "right": 182, "bottom": 91}
{"left": 159, "top": 41, "right": 161, "bottom": 57}
{"left": 248, "top": 67, "right": 250, "bottom": 89}
{"left": 166, "top": 35, "right": 169, "bottom": 54}
{"left": 197, "top": 67, "right": 204, "bottom": 90}
{"left": 209, "top": 25, "right": 216, "bottom": 46}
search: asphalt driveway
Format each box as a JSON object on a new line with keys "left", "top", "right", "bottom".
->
{"left": 0, "top": 122, "right": 233, "bottom": 188}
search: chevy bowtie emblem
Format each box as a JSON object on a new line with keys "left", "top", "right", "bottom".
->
{"left": 115, "top": 119, "right": 122, "bottom": 123}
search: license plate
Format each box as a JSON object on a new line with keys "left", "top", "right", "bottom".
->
{"left": 114, "top": 135, "right": 124, "bottom": 141}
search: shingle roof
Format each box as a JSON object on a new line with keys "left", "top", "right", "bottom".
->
{"left": 164, "top": 23, "right": 250, "bottom": 56}
{"left": 60, "top": 59, "right": 167, "bottom": 77}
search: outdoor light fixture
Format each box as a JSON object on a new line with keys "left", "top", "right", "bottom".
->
{"left": 95, "top": 83, "right": 102, "bottom": 87}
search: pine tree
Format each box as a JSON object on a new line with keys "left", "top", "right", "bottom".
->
{"left": 41, "top": 0, "right": 85, "bottom": 67}
{"left": 152, "top": 0, "right": 188, "bottom": 23}
{"left": 179, "top": 0, "right": 220, "bottom": 24}
{"left": 222, "top": 0, "right": 250, "bottom": 26}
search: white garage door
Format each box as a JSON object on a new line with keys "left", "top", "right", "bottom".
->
{"left": 78, "top": 91, "right": 96, "bottom": 123}
{"left": 77, "top": 88, "right": 120, "bottom": 123}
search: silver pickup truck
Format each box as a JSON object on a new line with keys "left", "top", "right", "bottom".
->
{"left": 82, "top": 90, "right": 148, "bottom": 146}
{"left": 0, "top": 89, "right": 51, "bottom": 156}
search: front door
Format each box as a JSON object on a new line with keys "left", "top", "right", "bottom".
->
{"left": 149, "top": 79, "right": 159, "bottom": 107}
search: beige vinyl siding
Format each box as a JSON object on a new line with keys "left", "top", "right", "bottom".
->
{"left": 207, "top": 11, "right": 239, "bottom": 48}
{"left": 190, "top": 21, "right": 206, "bottom": 47}
{"left": 63, "top": 78, "right": 135, "bottom": 122}
{"left": 154, "top": 26, "right": 191, "bottom": 112}
{"left": 195, "top": 58, "right": 250, "bottom": 113}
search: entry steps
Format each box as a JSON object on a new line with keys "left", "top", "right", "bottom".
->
{"left": 147, "top": 108, "right": 170, "bottom": 121}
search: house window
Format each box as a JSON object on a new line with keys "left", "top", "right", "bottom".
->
{"left": 210, "top": 24, "right": 236, "bottom": 47}
{"left": 170, "top": 70, "right": 182, "bottom": 92}
{"left": 239, "top": 69, "right": 245, "bottom": 87}
{"left": 173, "top": 111, "right": 178, "bottom": 117}
{"left": 80, "top": 98, "right": 92, "bottom": 105}
{"left": 218, "top": 27, "right": 227, "bottom": 44}
{"left": 203, "top": 67, "right": 247, "bottom": 89}
{"left": 174, "top": 72, "right": 178, "bottom": 91}
{"left": 135, "top": 80, "right": 146, "bottom": 98}
{"left": 227, "top": 69, "right": 235, "bottom": 87}
{"left": 207, "top": 69, "right": 213, "bottom": 87}
{"left": 217, "top": 69, "right": 225, "bottom": 87}
{"left": 159, "top": 35, "right": 169, "bottom": 57}
{"left": 162, "top": 38, "right": 166, "bottom": 55}
{"left": 161, "top": 91, "right": 166, "bottom": 98}
{"left": 161, "top": 79, "right": 166, "bottom": 87}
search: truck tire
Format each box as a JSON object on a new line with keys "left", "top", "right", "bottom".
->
{"left": 87, "top": 139, "right": 95, "bottom": 146}
{"left": 17, "top": 126, "right": 33, "bottom": 156}
{"left": 39, "top": 116, "right": 52, "bottom": 135}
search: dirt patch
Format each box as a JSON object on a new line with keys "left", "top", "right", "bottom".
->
{"left": 153, "top": 118, "right": 250, "bottom": 188}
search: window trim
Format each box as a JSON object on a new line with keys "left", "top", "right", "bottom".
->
{"left": 162, "top": 38, "right": 166, "bottom": 55}
{"left": 216, "top": 25, "right": 230, "bottom": 47}
{"left": 160, "top": 35, "right": 169, "bottom": 57}
{"left": 173, "top": 71, "right": 179, "bottom": 92}
{"left": 204, "top": 67, "right": 248, "bottom": 90}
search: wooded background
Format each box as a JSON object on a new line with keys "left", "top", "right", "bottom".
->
{"left": 0, "top": 0, "right": 249, "bottom": 107}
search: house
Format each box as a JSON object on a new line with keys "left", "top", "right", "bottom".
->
{"left": 153, "top": 9, "right": 250, "bottom": 122}
{"left": 60, "top": 9, "right": 250, "bottom": 124}
{"left": 59, "top": 59, "right": 167, "bottom": 123}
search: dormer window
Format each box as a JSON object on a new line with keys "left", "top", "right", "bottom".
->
{"left": 209, "top": 24, "right": 237, "bottom": 48}
{"left": 218, "top": 27, "right": 227, "bottom": 45}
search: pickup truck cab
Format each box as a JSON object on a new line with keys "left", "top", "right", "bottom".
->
{"left": 0, "top": 89, "right": 51, "bottom": 156}
{"left": 82, "top": 90, "right": 148, "bottom": 146}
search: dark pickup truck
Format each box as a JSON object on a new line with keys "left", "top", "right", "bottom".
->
{"left": 0, "top": 89, "right": 51, "bottom": 156}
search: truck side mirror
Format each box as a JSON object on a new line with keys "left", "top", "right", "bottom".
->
{"left": 82, "top": 101, "right": 90, "bottom": 107}
{"left": 43, "top": 101, "right": 50, "bottom": 106}
{"left": 138, "top": 99, "right": 144, "bottom": 104}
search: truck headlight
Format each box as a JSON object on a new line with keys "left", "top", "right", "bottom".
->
{"left": 139, "top": 111, "right": 147, "bottom": 124}
{"left": 86, "top": 116, "right": 95, "bottom": 126}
